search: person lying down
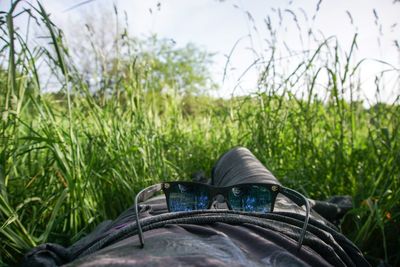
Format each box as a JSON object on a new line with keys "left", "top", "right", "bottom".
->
{"left": 21, "top": 147, "right": 370, "bottom": 267}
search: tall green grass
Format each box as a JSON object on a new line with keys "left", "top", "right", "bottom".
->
{"left": 0, "top": 1, "right": 399, "bottom": 266}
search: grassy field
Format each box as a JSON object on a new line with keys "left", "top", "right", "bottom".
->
{"left": 1, "top": 2, "right": 399, "bottom": 266}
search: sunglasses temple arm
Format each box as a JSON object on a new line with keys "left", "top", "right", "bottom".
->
{"left": 280, "top": 187, "right": 310, "bottom": 251}
{"left": 134, "top": 183, "right": 163, "bottom": 248}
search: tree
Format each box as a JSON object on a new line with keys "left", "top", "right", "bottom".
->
{"left": 63, "top": 4, "right": 217, "bottom": 97}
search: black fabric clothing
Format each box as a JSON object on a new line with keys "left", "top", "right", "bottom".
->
{"left": 20, "top": 147, "right": 370, "bottom": 267}
{"left": 212, "top": 146, "right": 279, "bottom": 186}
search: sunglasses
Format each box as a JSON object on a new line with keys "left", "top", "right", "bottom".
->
{"left": 134, "top": 182, "right": 310, "bottom": 250}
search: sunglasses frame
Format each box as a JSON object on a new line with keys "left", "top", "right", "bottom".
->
{"left": 135, "top": 181, "right": 309, "bottom": 250}
{"left": 162, "top": 181, "right": 280, "bottom": 213}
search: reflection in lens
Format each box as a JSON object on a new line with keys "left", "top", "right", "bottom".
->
{"left": 228, "top": 185, "right": 272, "bottom": 213}
{"left": 178, "top": 184, "right": 188, "bottom": 192}
{"left": 169, "top": 183, "right": 209, "bottom": 212}
{"left": 231, "top": 187, "right": 241, "bottom": 197}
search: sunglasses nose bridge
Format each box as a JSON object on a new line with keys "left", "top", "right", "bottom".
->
{"left": 209, "top": 187, "right": 229, "bottom": 209}
{"left": 214, "top": 194, "right": 225, "bottom": 203}
{"left": 209, "top": 187, "right": 225, "bottom": 200}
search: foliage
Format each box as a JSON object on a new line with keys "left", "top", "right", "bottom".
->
{"left": 63, "top": 6, "right": 216, "bottom": 97}
{"left": 0, "top": 1, "right": 399, "bottom": 266}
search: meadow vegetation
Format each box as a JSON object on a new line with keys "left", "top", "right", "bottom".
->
{"left": 0, "top": 1, "right": 399, "bottom": 266}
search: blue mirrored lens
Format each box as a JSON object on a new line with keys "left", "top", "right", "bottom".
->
{"left": 228, "top": 185, "right": 272, "bottom": 213}
{"left": 168, "top": 183, "right": 209, "bottom": 212}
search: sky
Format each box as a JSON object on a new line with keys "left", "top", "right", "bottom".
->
{"left": 1, "top": 0, "right": 400, "bottom": 102}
